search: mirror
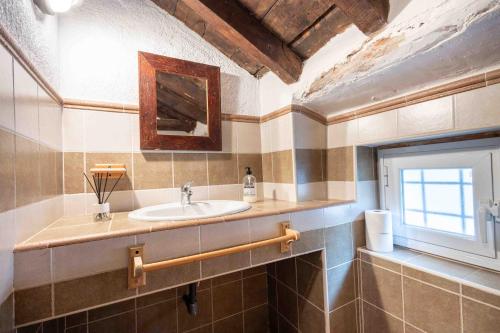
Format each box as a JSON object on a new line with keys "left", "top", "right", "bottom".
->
{"left": 156, "top": 72, "right": 208, "bottom": 136}
{"left": 139, "top": 52, "right": 221, "bottom": 150}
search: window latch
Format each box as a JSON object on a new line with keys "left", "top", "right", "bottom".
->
{"left": 485, "top": 200, "right": 500, "bottom": 220}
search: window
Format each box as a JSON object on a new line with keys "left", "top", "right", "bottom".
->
{"left": 379, "top": 139, "right": 500, "bottom": 270}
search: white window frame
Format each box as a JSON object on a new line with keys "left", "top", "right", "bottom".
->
{"left": 379, "top": 138, "right": 500, "bottom": 270}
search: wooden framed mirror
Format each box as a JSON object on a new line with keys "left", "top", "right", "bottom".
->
{"left": 138, "top": 52, "right": 221, "bottom": 150}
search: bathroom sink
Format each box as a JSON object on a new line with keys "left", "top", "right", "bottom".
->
{"left": 128, "top": 200, "right": 251, "bottom": 222}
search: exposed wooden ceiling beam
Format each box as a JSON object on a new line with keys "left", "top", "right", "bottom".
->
{"left": 333, "top": 0, "right": 389, "bottom": 35}
{"left": 182, "top": 0, "right": 303, "bottom": 83}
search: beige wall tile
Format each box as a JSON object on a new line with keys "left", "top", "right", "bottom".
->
{"left": 398, "top": 96, "right": 453, "bottom": 137}
{"left": 84, "top": 110, "right": 133, "bottom": 153}
{"left": 14, "top": 61, "right": 39, "bottom": 141}
{"left": 362, "top": 301, "right": 404, "bottom": 333}
{"left": 208, "top": 184, "right": 242, "bottom": 200}
{"left": 297, "top": 181, "right": 327, "bottom": 201}
{"left": 327, "top": 181, "right": 356, "bottom": 200}
{"left": 137, "top": 227, "right": 199, "bottom": 263}
{"left": 270, "top": 113, "right": 294, "bottom": 152}
{"left": 356, "top": 146, "right": 377, "bottom": 181}
{"left": 62, "top": 108, "right": 85, "bottom": 152}
{"left": 262, "top": 152, "right": 273, "bottom": 182}
{"left": 463, "top": 297, "right": 500, "bottom": 333}
{"left": 327, "top": 261, "right": 355, "bottom": 311}
{"left": 201, "top": 219, "right": 249, "bottom": 252}
{"left": 327, "top": 119, "right": 358, "bottom": 149}
{"left": 64, "top": 152, "right": 84, "bottom": 194}
{"left": 207, "top": 153, "right": 238, "bottom": 185}
{"left": 133, "top": 152, "right": 173, "bottom": 190}
{"left": 290, "top": 208, "right": 325, "bottom": 232}
{"left": 262, "top": 182, "right": 297, "bottom": 201}
{"left": 139, "top": 262, "right": 200, "bottom": 294}
{"left": 325, "top": 223, "right": 354, "bottom": 269}
{"left": 38, "top": 89, "right": 62, "bottom": 150}
{"left": 295, "top": 149, "right": 324, "bottom": 184}
{"left": 0, "top": 130, "right": 15, "bottom": 213}
{"left": 14, "top": 249, "right": 51, "bottom": 289}
{"left": 237, "top": 153, "right": 263, "bottom": 182}
{"left": 236, "top": 122, "right": 261, "bottom": 154}
{"left": 173, "top": 153, "right": 208, "bottom": 187}
{"left": 54, "top": 269, "right": 135, "bottom": 315}
{"left": 0, "top": 46, "right": 14, "bottom": 131}
{"left": 293, "top": 113, "right": 326, "bottom": 149}
{"left": 403, "top": 276, "right": 460, "bottom": 333}
{"left": 85, "top": 152, "right": 132, "bottom": 192}
{"left": 292, "top": 228, "right": 324, "bottom": 255}
{"left": 455, "top": 84, "right": 500, "bottom": 130}
{"left": 249, "top": 214, "right": 291, "bottom": 264}
{"left": 358, "top": 109, "right": 397, "bottom": 143}
{"left": 15, "top": 285, "right": 52, "bottom": 325}
{"left": 326, "top": 146, "right": 354, "bottom": 181}
{"left": 221, "top": 120, "right": 237, "bottom": 153}
{"left": 53, "top": 236, "right": 135, "bottom": 282}
{"left": 272, "top": 150, "right": 294, "bottom": 184}
{"left": 15, "top": 135, "right": 41, "bottom": 207}
{"left": 202, "top": 252, "right": 250, "bottom": 278}
{"left": 362, "top": 261, "right": 403, "bottom": 318}
{"left": 402, "top": 266, "right": 459, "bottom": 292}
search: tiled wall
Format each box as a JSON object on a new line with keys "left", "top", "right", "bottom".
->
{"left": 0, "top": 42, "right": 63, "bottom": 332}
{"left": 16, "top": 266, "right": 270, "bottom": 333}
{"left": 62, "top": 108, "right": 264, "bottom": 215}
{"left": 358, "top": 248, "right": 500, "bottom": 333}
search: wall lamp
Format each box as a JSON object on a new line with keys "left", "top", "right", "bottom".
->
{"left": 34, "top": 0, "right": 80, "bottom": 15}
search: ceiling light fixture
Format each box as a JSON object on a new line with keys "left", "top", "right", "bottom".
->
{"left": 34, "top": 0, "right": 80, "bottom": 15}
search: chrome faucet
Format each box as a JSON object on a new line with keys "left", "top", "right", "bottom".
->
{"left": 180, "top": 181, "right": 193, "bottom": 206}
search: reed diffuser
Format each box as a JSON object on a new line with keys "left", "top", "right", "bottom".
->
{"left": 83, "top": 163, "right": 126, "bottom": 221}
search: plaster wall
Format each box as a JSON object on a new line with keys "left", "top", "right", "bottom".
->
{"left": 0, "top": 0, "right": 59, "bottom": 88}
{"left": 58, "top": 0, "right": 260, "bottom": 116}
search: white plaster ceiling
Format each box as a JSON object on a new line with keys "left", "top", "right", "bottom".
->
{"left": 292, "top": 0, "right": 500, "bottom": 117}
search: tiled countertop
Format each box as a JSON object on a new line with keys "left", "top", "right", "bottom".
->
{"left": 15, "top": 199, "right": 351, "bottom": 252}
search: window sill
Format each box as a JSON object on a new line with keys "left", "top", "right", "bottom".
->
{"left": 358, "top": 246, "right": 500, "bottom": 301}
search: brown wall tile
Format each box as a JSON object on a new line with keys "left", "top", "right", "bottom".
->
{"left": 352, "top": 219, "right": 366, "bottom": 254}
{"left": 208, "top": 153, "right": 238, "bottom": 185}
{"left": 15, "top": 285, "right": 52, "bottom": 325}
{"left": 0, "top": 294, "right": 13, "bottom": 333}
{"left": 325, "top": 223, "right": 354, "bottom": 269}
{"left": 296, "top": 259, "right": 324, "bottom": 309}
{"left": 463, "top": 297, "right": 500, "bottom": 333}
{"left": 362, "top": 301, "right": 404, "bottom": 333}
{"left": 361, "top": 261, "right": 403, "bottom": 318}
{"left": 272, "top": 150, "right": 294, "bottom": 184}
{"left": 173, "top": 153, "right": 208, "bottom": 187}
{"left": 298, "top": 297, "right": 325, "bottom": 333}
{"left": 244, "top": 304, "right": 269, "bottom": 333}
{"left": 295, "top": 149, "right": 324, "bottom": 184}
{"left": 133, "top": 152, "right": 173, "bottom": 190}
{"left": 329, "top": 301, "right": 356, "bottom": 333}
{"left": 242, "top": 274, "right": 267, "bottom": 309}
{"left": 88, "top": 311, "right": 135, "bottom": 333}
{"left": 137, "top": 299, "right": 177, "bottom": 333}
{"left": 402, "top": 266, "right": 459, "bottom": 292}
{"left": 361, "top": 252, "right": 401, "bottom": 273}
{"left": 0, "top": 130, "right": 15, "bottom": 212}
{"left": 357, "top": 146, "right": 378, "bottom": 181}
{"left": 462, "top": 284, "right": 500, "bottom": 308}
{"left": 276, "top": 257, "right": 297, "bottom": 290}
{"left": 327, "top": 261, "right": 355, "bottom": 311}
{"left": 277, "top": 283, "right": 298, "bottom": 327}
{"left": 262, "top": 153, "right": 273, "bottom": 182}
{"left": 403, "top": 276, "right": 460, "bottom": 333}
{"left": 213, "top": 280, "right": 243, "bottom": 320}
{"left": 212, "top": 271, "right": 241, "bottom": 286}
{"left": 292, "top": 228, "right": 324, "bottom": 255}
{"left": 326, "top": 146, "right": 354, "bottom": 182}
{"left": 213, "top": 313, "right": 243, "bottom": 333}
{"left": 237, "top": 154, "right": 263, "bottom": 183}
{"left": 54, "top": 269, "right": 135, "bottom": 315}
{"left": 85, "top": 153, "right": 132, "bottom": 192}
{"left": 15, "top": 135, "right": 41, "bottom": 207}
{"left": 88, "top": 299, "right": 134, "bottom": 322}
{"left": 177, "top": 288, "right": 212, "bottom": 332}
{"left": 64, "top": 152, "right": 84, "bottom": 194}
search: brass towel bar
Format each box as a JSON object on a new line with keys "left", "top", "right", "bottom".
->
{"left": 128, "top": 222, "right": 300, "bottom": 289}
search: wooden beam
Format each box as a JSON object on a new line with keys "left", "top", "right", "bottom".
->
{"left": 333, "top": 0, "right": 389, "bottom": 35}
{"left": 182, "top": 0, "right": 303, "bottom": 83}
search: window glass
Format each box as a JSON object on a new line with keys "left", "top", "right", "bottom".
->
{"left": 400, "top": 168, "right": 474, "bottom": 236}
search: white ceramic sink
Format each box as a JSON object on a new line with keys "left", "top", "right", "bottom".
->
{"left": 128, "top": 200, "right": 251, "bottom": 222}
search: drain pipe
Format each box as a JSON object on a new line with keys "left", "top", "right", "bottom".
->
{"left": 183, "top": 283, "right": 198, "bottom": 316}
